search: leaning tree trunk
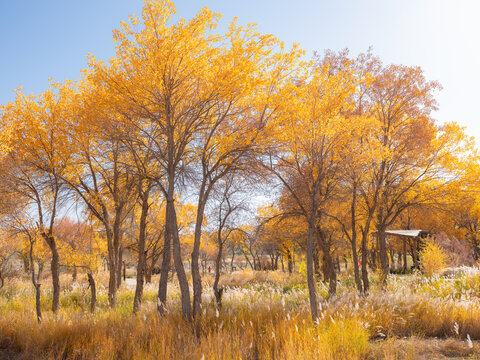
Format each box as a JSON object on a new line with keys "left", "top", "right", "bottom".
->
{"left": 167, "top": 189, "right": 192, "bottom": 320}
{"left": 133, "top": 187, "right": 150, "bottom": 313}
{"left": 87, "top": 272, "right": 96, "bottom": 313}
{"left": 213, "top": 239, "right": 224, "bottom": 309}
{"left": 350, "top": 180, "right": 362, "bottom": 292}
{"left": 192, "top": 193, "right": 208, "bottom": 319}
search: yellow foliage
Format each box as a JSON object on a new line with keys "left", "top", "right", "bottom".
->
{"left": 420, "top": 240, "right": 449, "bottom": 276}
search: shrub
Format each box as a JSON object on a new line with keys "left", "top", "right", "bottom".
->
{"left": 420, "top": 241, "right": 449, "bottom": 276}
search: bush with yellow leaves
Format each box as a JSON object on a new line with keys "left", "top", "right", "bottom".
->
{"left": 420, "top": 240, "right": 449, "bottom": 276}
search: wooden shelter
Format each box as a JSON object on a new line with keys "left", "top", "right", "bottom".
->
{"left": 384, "top": 229, "right": 431, "bottom": 270}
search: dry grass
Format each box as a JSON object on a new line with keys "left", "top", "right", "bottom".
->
{"left": 2, "top": 268, "right": 480, "bottom": 359}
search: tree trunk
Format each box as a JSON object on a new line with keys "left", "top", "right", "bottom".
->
{"left": 157, "top": 209, "right": 171, "bottom": 315}
{"left": 350, "top": 187, "right": 362, "bottom": 291}
{"left": 29, "top": 241, "right": 42, "bottom": 323}
{"left": 213, "top": 241, "right": 224, "bottom": 309}
{"left": 133, "top": 186, "right": 150, "bottom": 313}
{"left": 389, "top": 249, "right": 395, "bottom": 269}
{"left": 116, "top": 248, "right": 123, "bottom": 289}
{"left": 287, "top": 249, "right": 293, "bottom": 274}
{"left": 106, "top": 220, "right": 122, "bottom": 308}
{"left": 145, "top": 265, "right": 153, "bottom": 283}
{"left": 306, "top": 213, "right": 319, "bottom": 321}
{"left": 34, "top": 282, "right": 42, "bottom": 323}
{"left": 37, "top": 262, "right": 43, "bottom": 283}
{"left": 360, "top": 218, "right": 372, "bottom": 293}
{"left": 72, "top": 264, "right": 77, "bottom": 282}
{"left": 317, "top": 229, "right": 336, "bottom": 298}
{"left": 403, "top": 238, "right": 407, "bottom": 272}
{"left": 192, "top": 195, "right": 208, "bottom": 319}
{"left": 377, "top": 206, "right": 389, "bottom": 285}
{"left": 107, "top": 244, "right": 117, "bottom": 307}
{"left": 230, "top": 248, "right": 235, "bottom": 272}
{"left": 313, "top": 245, "right": 321, "bottom": 279}
{"left": 44, "top": 234, "right": 60, "bottom": 314}
{"left": 351, "top": 243, "right": 362, "bottom": 293}
{"left": 87, "top": 272, "right": 96, "bottom": 313}
{"left": 167, "top": 194, "right": 192, "bottom": 320}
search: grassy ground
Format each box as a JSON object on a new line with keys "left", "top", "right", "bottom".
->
{"left": 1, "top": 268, "right": 480, "bottom": 359}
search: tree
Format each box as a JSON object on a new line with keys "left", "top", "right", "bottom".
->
{"left": 54, "top": 217, "right": 104, "bottom": 312}
{"left": 210, "top": 176, "right": 246, "bottom": 308}
{"left": 62, "top": 98, "right": 136, "bottom": 307}
{"left": 1, "top": 82, "right": 74, "bottom": 313}
{"left": 262, "top": 60, "right": 358, "bottom": 320}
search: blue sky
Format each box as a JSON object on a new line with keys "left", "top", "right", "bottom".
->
{"left": 1, "top": 0, "right": 479, "bottom": 141}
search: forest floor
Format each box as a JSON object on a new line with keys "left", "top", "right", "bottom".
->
{"left": 1, "top": 267, "right": 480, "bottom": 359}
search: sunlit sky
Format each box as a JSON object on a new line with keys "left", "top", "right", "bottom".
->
{"left": 1, "top": 0, "right": 479, "bottom": 142}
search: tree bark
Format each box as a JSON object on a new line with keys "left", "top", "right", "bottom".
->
{"left": 145, "top": 265, "right": 153, "bottom": 283}
{"left": 43, "top": 234, "right": 60, "bottom": 313}
{"left": 230, "top": 248, "right": 235, "bottom": 272}
{"left": 306, "top": 219, "right": 319, "bottom": 321}
{"left": 287, "top": 249, "right": 293, "bottom": 274}
{"left": 317, "top": 228, "right": 337, "bottom": 298}
{"left": 167, "top": 193, "right": 192, "bottom": 320}
{"left": 29, "top": 240, "right": 42, "bottom": 323}
{"left": 360, "top": 218, "right": 372, "bottom": 293}
{"left": 72, "top": 264, "right": 77, "bottom": 282}
{"left": 157, "top": 206, "right": 171, "bottom": 315}
{"left": 349, "top": 181, "right": 361, "bottom": 292}
{"left": 213, "top": 240, "right": 224, "bottom": 309}
{"left": 192, "top": 192, "right": 208, "bottom": 319}
{"left": 116, "top": 248, "right": 123, "bottom": 289}
{"left": 133, "top": 185, "right": 150, "bottom": 313}
{"left": 376, "top": 204, "right": 389, "bottom": 285}
{"left": 107, "top": 235, "right": 117, "bottom": 307}
{"left": 313, "top": 244, "right": 321, "bottom": 279}
{"left": 87, "top": 272, "right": 96, "bottom": 313}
